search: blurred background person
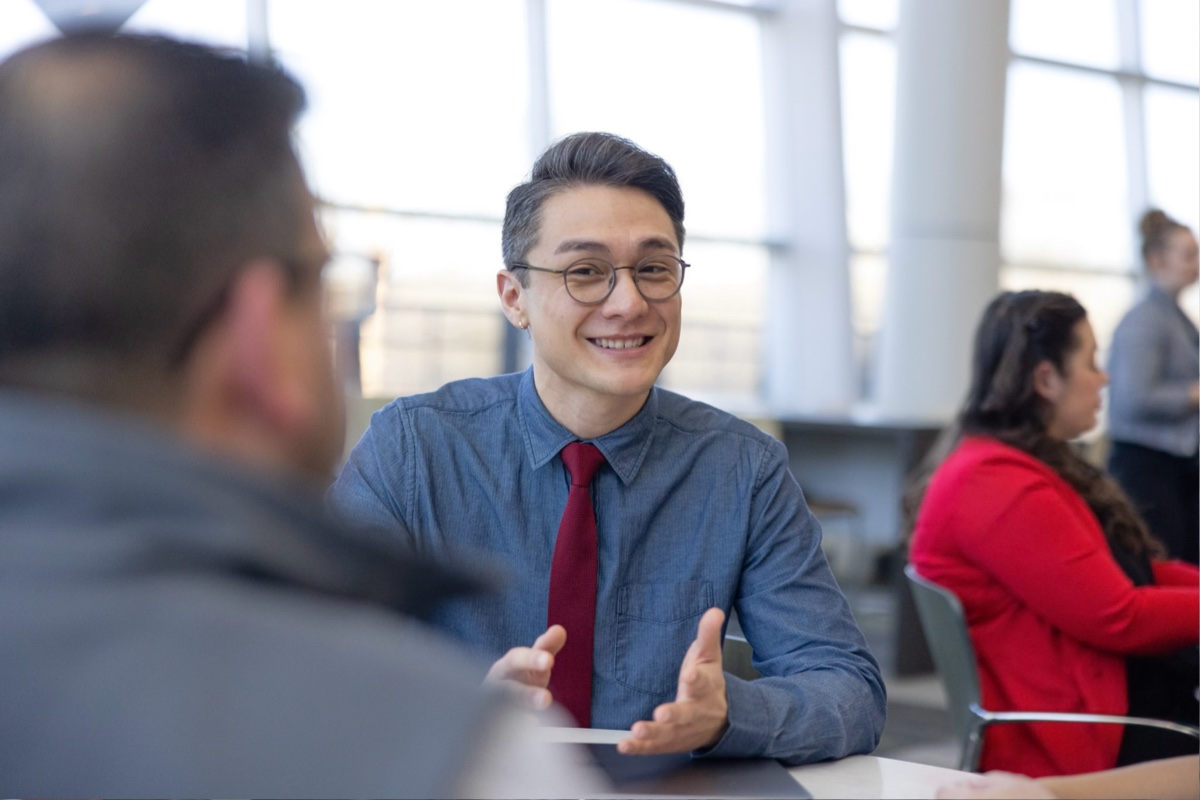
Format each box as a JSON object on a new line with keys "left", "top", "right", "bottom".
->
{"left": 1106, "top": 209, "right": 1200, "bottom": 566}
{"left": 0, "top": 32, "right": 598, "bottom": 798}
{"left": 908, "top": 290, "right": 1199, "bottom": 777}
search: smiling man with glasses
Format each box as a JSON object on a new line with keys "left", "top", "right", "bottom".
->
{"left": 330, "top": 131, "right": 886, "bottom": 765}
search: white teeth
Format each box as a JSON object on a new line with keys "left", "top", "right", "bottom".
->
{"left": 594, "top": 337, "right": 646, "bottom": 350}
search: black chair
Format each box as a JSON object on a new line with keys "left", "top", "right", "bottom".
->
{"left": 903, "top": 564, "right": 1200, "bottom": 772}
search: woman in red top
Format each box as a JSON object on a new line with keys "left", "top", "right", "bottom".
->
{"left": 909, "top": 290, "right": 1198, "bottom": 777}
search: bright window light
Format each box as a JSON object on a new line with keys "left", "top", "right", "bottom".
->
{"left": 1002, "top": 62, "right": 1131, "bottom": 270}
{"left": 0, "top": 0, "right": 58, "bottom": 60}
{"left": 1010, "top": 0, "right": 1120, "bottom": 70}
{"left": 1141, "top": 0, "right": 1200, "bottom": 85}
{"left": 122, "top": 0, "right": 247, "bottom": 48}
{"left": 1144, "top": 85, "right": 1200, "bottom": 232}
{"left": 839, "top": 32, "right": 896, "bottom": 253}
{"left": 546, "top": 0, "right": 766, "bottom": 241}
{"left": 837, "top": 0, "right": 897, "bottom": 30}
{"left": 270, "top": 0, "right": 530, "bottom": 219}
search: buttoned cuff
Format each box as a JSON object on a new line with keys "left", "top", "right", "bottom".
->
{"left": 690, "top": 675, "right": 770, "bottom": 760}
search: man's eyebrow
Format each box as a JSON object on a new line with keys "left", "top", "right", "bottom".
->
{"left": 553, "top": 239, "right": 609, "bottom": 256}
{"left": 552, "top": 236, "right": 678, "bottom": 256}
{"left": 636, "top": 236, "right": 678, "bottom": 252}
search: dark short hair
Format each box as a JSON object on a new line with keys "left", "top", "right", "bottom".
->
{"left": 501, "top": 132, "right": 685, "bottom": 283}
{"left": 961, "top": 290, "right": 1087, "bottom": 434}
{"left": 0, "top": 33, "right": 308, "bottom": 390}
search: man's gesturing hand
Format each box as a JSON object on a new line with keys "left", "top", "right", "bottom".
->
{"left": 484, "top": 624, "right": 567, "bottom": 710}
{"left": 617, "top": 607, "right": 730, "bottom": 755}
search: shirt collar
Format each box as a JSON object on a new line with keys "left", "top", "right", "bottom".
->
{"left": 516, "top": 367, "right": 657, "bottom": 485}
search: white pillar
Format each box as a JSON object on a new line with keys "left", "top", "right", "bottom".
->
{"left": 873, "top": 0, "right": 1011, "bottom": 421}
{"left": 762, "top": 0, "right": 856, "bottom": 416}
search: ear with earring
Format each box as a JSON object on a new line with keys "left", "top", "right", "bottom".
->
{"left": 517, "top": 319, "right": 528, "bottom": 330}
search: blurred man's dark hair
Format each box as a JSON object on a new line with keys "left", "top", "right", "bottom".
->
{"left": 0, "top": 33, "right": 308, "bottom": 401}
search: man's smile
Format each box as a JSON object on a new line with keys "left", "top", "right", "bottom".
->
{"left": 590, "top": 336, "right": 650, "bottom": 350}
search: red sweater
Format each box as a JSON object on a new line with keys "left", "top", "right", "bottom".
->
{"left": 910, "top": 436, "right": 1199, "bottom": 777}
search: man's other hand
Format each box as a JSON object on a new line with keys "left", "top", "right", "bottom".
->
{"left": 617, "top": 607, "right": 729, "bottom": 755}
{"left": 484, "top": 624, "right": 567, "bottom": 710}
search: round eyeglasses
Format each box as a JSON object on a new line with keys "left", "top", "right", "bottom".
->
{"left": 511, "top": 255, "right": 689, "bottom": 305}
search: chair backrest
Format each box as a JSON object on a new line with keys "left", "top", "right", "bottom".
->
{"left": 903, "top": 564, "right": 985, "bottom": 748}
{"left": 722, "top": 634, "right": 761, "bottom": 681}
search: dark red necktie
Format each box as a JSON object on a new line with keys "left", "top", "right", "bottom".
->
{"left": 547, "top": 441, "right": 606, "bottom": 727}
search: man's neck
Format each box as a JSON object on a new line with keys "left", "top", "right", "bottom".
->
{"left": 532, "top": 373, "right": 650, "bottom": 441}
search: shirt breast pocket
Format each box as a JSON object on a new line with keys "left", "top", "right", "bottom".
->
{"left": 614, "top": 581, "right": 714, "bottom": 698}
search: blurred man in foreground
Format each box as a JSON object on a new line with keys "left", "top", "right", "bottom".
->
{"left": 0, "top": 33, "right": 596, "bottom": 798}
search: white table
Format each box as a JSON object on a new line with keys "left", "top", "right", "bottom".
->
{"left": 788, "top": 754, "right": 970, "bottom": 799}
{"left": 539, "top": 727, "right": 971, "bottom": 799}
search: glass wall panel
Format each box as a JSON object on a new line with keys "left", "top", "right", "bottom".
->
{"left": 1010, "top": 0, "right": 1120, "bottom": 70}
{"left": 837, "top": 0, "right": 897, "bottom": 31}
{"left": 546, "top": 0, "right": 766, "bottom": 241}
{"left": 658, "top": 240, "right": 767, "bottom": 405}
{"left": 839, "top": 32, "right": 895, "bottom": 253}
{"left": 1144, "top": 85, "right": 1200, "bottom": 232}
{"left": 270, "top": 0, "right": 529, "bottom": 219}
{"left": 848, "top": 253, "right": 888, "bottom": 399}
{"left": 1140, "top": 0, "right": 1200, "bottom": 85}
{"left": 1002, "top": 63, "right": 1130, "bottom": 270}
{"left": 1137, "top": 83, "right": 1200, "bottom": 323}
{"left": 320, "top": 208, "right": 504, "bottom": 398}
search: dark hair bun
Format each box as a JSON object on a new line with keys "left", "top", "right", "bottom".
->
{"left": 1140, "top": 208, "right": 1174, "bottom": 237}
{"left": 1139, "top": 208, "right": 1184, "bottom": 258}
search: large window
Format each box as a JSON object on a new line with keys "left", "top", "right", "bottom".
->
{"left": 1009, "top": 0, "right": 1120, "bottom": 70}
{"left": 838, "top": 25, "right": 895, "bottom": 393}
{"left": 0, "top": 0, "right": 769, "bottom": 403}
{"left": 268, "top": 0, "right": 532, "bottom": 396}
{"left": 3, "top": 0, "right": 1196, "bottom": 409}
{"left": 837, "top": 0, "right": 1200, "bottom": 395}
{"left": 1002, "top": 64, "right": 1131, "bottom": 271}
{"left": 1004, "top": 0, "right": 1200, "bottom": 344}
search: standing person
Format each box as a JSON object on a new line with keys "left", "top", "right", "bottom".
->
{"left": 908, "top": 290, "right": 1199, "bottom": 778}
{"left": 1107, "top": 209, "right": 1200, "bottom": 565}
{"left": 0, "top": 33, "right": 600, "bottom": 799}
{"left": 330, "top": 131, "right": 886, "bottom": 765}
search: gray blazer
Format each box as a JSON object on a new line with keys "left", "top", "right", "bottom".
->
{"left": 1107, "top": 284, "right": 1200, "bottom": 456}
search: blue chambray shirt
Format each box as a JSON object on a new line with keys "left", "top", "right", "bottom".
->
{"left": 328, "top": 368, "right": 885, "bottom": 764}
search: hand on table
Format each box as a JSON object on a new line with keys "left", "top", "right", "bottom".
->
{"left": 935, "top": 771, "right": 1055, "bottom": 799}
{"left": 484, "top": 624, "right": 566, "bottom": 711}
{"left": 618, "top": 607, "right": 729, "bottom": 755}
